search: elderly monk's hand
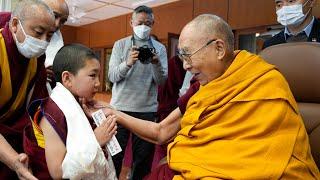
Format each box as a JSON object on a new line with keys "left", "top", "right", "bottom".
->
{"left": 45, "top": 66, "right": 54, "bottom": 83}
{"left": 80, "top": 98, "right": 113, "bottom": 118}
{"left": 126, "top": 46, "right": 139, "bottom": 67}
{"left": 13, "top": 153, "right": 38, "bottom": 180}
{"left": 94, "top": 115, "right": 117, "bottom": 146}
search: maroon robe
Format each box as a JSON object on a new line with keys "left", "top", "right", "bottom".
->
{"left": 0, "top": 12, "right": 11, "bottom": 28}
{"left": 144, "top": 163, "right": 176, "bottom": 180}
{"left": 23, "top": 98, "right": 67, "bottom": 179}
{"left": 0, "top": 12, "right": 48, "bottom": 179}
{"left": 177, "top": 79, "right": 200, "bottom": 114}
{"left": 24, "top": 97, "right": 103, "bottom": 179}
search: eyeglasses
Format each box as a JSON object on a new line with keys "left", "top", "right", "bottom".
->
{"left": 177, "top": 39, "right": 217, "bottom": 64}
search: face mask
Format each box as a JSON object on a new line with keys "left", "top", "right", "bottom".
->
{"left": 133, "top": 25, "right": 151, "bottom": 40}
{"left": 276, "top": 0, "right": 311, "bottom": 26}
{"left": 13, "top": 20, "right": 49, "bottom": 58}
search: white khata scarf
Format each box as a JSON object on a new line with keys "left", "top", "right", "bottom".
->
{"left": 50, "top": 82, "right": 117, "bottom": 180}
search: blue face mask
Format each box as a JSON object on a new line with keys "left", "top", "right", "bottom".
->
{"left": 13, "top": 20, "right": 49, "bottom": 58}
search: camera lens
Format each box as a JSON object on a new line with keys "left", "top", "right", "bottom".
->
{"left": 138, "top": 46, "right": 154, "bottom": 64}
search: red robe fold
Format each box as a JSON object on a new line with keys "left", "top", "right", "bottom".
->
{"left": 144, "top": 163, "right": 176, "bottom": 180}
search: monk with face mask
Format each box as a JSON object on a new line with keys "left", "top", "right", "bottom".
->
{"left": 0, "top": 0, "right": 55, "bottom": 179}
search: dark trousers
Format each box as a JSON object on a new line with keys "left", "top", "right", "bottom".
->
{"left": 112, "top": 111, "right": 156, "bottom": 180}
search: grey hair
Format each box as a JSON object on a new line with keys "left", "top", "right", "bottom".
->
{"left": 11, "top": 0, "right": 54, "bottom": 23}
{"left": 132, "top": 5, "right": 154, "bottom": 21}
{"left": 189, "top": 14, "right": 234, "bottom": 54}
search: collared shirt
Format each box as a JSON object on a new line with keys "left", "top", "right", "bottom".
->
{"left": 284, "top": 16, "right": 315, "bottom": 40}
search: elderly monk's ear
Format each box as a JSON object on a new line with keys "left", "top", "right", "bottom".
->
{"left": 61, "top": 71, "right": 73, "bottom": 88}
{"left": 215, "top": 39, "right": 226, "bottom": 61}
{"left": 11, "top": 17, "right": 19, "bottom": 33}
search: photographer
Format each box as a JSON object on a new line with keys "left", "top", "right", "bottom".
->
{"left": 108, "top": 5, "right": 168, "bottom": 179}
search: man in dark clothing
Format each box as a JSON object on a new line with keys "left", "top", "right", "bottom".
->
{"left": 263, "top": 0, "right": 320, "bottom": 49}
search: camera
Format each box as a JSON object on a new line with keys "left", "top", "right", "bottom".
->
{"left": 137, "top": 45, "right": 156, "bottom": 64}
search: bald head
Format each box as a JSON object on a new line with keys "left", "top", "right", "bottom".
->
{"left": 182, "top": 14, "right": 234, "bottom": 54}
{"left": 11, "top": 0, "right": 54, "bottom": 23}
{"left": 42, "top": 0, "right": 69, "bottom": 29}
{"left": 10, "top": 0, "right": 56, "bottom": 46}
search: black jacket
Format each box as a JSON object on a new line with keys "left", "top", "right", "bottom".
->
{"left": 262, "top": 18, "right": 320, "bottom": 49}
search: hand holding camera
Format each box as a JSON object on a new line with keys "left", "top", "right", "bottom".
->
{"left": 128, "top": 45, "right": 157, "bottom": 65}
{"left": 126, "top": 46, "right": 139, "bottom": 67}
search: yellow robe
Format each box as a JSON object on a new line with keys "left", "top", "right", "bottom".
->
{"left": 167, "top": 50, "right": 319, "bottom": 179}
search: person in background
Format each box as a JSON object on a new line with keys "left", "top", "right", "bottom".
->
{"left": 120, "top": 34, "right": 163, "bottom": 179}
{"left": 0, "top": 0, "right": 56, "bottom": 179}
{"left": 101, "top": 14, "right": 319, "bottom": 179}
{"left": 108, "top": 5, "right": 168, "bottom": 179}
{"left": 42, "top": 0, "right": 69, "bottom": 93}
{"left": 263, "top": 0, "right": 320, "bottom": 49}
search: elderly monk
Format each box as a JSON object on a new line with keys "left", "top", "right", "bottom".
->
{"left": 86, "top": 14, "right": 320, "bottom": 179}
{"left": 42, "top": 0, "right": 69, "bottom": 92}
{"left": 0, "top": 0, "right": 55, "bottom": 179}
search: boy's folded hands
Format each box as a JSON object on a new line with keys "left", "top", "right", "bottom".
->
{"left": 94, "top": 115, "right": 117, "bottom": 146}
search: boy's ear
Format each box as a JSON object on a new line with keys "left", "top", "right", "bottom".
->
{"left": 61, "top": 71, "right": 73, "bottom": 88}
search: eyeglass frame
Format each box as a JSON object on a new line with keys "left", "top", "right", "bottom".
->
{"left": 177, "top": 39, "right": 217, "bottom": 64}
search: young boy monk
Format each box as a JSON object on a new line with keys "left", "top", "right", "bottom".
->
{"left": 23, "top": 44, "right": 118, "bottom": 179}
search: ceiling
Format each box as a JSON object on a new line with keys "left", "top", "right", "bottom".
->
{"left": 65, "top": 0, "right": 180, "bottom": 27}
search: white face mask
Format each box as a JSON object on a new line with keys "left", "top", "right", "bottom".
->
{"left": 133, "top": 25, "right": 151, "bottom": 40}
{"left": 276, "top": 0, "right": 310, "bottom": 26}
{"left": 13, "top": 20, "right": 49, "bottom": 58}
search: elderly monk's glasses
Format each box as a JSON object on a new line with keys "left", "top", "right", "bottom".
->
{"left": 177, "top": 39, "right": 217, "bottom": 64}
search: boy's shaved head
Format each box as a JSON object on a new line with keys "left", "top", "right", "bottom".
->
{"left": 53, "top": 44, "right": 98, "bottom": 83}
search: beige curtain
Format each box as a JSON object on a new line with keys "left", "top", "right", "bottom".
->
{"left": 0, "top": 0, "right": 11, "bottom": 11}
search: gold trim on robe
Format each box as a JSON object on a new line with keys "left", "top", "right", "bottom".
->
{"left": 0, "top": 29, "right": 37, "bottom": 122}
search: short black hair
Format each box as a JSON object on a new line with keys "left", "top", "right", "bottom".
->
{"left": 53, "top": 43, "right": 98, "bottom": 83}
{"left": 134, "top": 5, "right": 153, "bottom": 15}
